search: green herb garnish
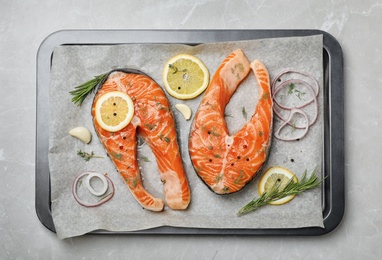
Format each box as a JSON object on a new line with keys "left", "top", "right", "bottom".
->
{"left": 140, "top": 156, "right": 150, "bottom": 162}
{"left": 288, "top": 83, "right": 296, "bottom": 94}
{"left": 288, "top": 83, "right": 306, "bottom": 100}
{"left": 237, "top": 168, "right": 322, "bottom": 216}
{"left": 242, "top": 106, "right": 247, "bottom": 120}
{"left": 111, "top": 152, "right": 123, "bottom": 160}
{"left": 77, "top": 150, "right": 103, "bottom": 162}
{"left": 98, "top": 192, "right": 113, "bottom": 202}
{"left": 211, "top": 131, "right": 220, "bottom": 137}
{"left": 70, "top": 73, "right": 108, "bottom": 106}
{"left": 144, "top": 123, "right": 156, "bottom": 130}
{"left": 169, "top": 64, "right": 187, "bottom": 74}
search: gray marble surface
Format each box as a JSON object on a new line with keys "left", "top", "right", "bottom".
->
{"left": 0, "top": 0, "right": 380, "bottom": 259}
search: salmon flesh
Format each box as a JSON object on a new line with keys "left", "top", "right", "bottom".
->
{"left": 189, "top": 50, "right": 273, "bottom": 194}
{"left": 92, "top": 69, "right": 191, "bottom": 211}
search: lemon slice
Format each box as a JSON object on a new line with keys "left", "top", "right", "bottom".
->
{"left": 95, "top": 91, "right": 134, "bottom": 132}
{"left": 258, "top": 166, "right": 298, "bottom": 205}
{"left": 162, "top": 54, "right": 209, "bottom": 99}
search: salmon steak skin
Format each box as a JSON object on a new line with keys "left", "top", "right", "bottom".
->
{"left": 189, "top": 50, "right": 273, "bottom": 194}
{"left": 92, "top": 69, "right": 191, "bottom": 211}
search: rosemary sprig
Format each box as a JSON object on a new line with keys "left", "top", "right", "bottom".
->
{"left": 237, "top": 168, "right": 322, "bottom": 216}
{"left": 77, "top": 150, "right": 103, "bottom": 162}
{"left": 69, "top": 73, "right": 108, "bottom": 106}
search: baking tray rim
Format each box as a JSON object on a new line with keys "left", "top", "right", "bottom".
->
{"left": 35, "top": 29, "right": 344, "bottom": 236}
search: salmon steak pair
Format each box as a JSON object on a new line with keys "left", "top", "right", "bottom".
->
{"left": 92, "top": 49, "right": 272, "bottom": 211}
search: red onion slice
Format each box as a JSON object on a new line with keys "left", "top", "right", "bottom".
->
{"left": 271, "top": 69, "right": 320, "bottom": 97}
{"left": 85, "top": 172, "right": 108, "bottom": 196}
{"left": 72, "top": 171, "right": 115, "bottom": 207}
{"left": 273, "top": 79, "right": 317, "bottom": 110}
{"left": 272, "top": 79, "right": 318, "bottom": 128}
{"left": 274, "top": 108, "right": 310, "bottom": 141}
{"left": 271, "top": 70, "right": 320, "bottom": 137}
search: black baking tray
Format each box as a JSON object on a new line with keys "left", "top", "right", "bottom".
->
{"left": 36, "top": 29, "right": 344, "bottom": 235}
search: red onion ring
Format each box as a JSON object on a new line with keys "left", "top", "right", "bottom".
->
{"left": 271, "top": 69, "right": 320, "bottom": 141}
{"left": 85, "top": 172, "right": 108, "bottom": 196}
{"left": 72, "top": 171, "right": 115, "bottom": 207}
{"left": 271, "top": 69, "right": 320, "bottom": 97}
{"left": 274, "top": 108, "right": 310, "bottom": 141}
{"left": 273, "top": 78, "right": 318, "bottom": 128}
{"left": 273, "top": 79, "right": 317, "bottom": 110}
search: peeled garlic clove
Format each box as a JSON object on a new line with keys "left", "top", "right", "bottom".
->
{"left": 175, "top": 104, "right": 192, "bottom": 120}
{"left": 69, "top": 127, "right": 92, "bottom": 144}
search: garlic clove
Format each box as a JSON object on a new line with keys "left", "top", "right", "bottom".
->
{"left": 69, "top": 127, "right": 92, "bottom": 144}
{"left": 175, "top": 104, "right": 192, "bottom": 120}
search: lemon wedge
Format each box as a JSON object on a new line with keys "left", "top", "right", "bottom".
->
{"left": 258, "top": 166, "right": 298, "bottom": 205}
{"left": 162, "top": 54, "right": 209, "bottom": 100}
{"left": 95, "top": 91, "right": 134, "bottom": 132}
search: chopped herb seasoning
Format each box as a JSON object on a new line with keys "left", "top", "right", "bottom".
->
{"left": 237, "top": 63, "right": 244, "bottom": 72}
{"left": 98, "top": 192, "right": 113, "bottom": 202}
{"left": 111, "top": 152, "right": 123, "bottom": 160}
{"left": 144, "top": 123, "right": 156, "bottom": 130}
{"left": 241, "top": 106, "right": 247, "bottom": 120}
{"left": 169, "top": 64, "right": 187, "bottom": 74}
{"left": 216, "top": 173, "right": 223, "bottom": 182}
{"left": 159, "top": 106, "right": 170, "bottom": 111}
{"left": 132, "top": 177, "right": 138, "bottom": 188}
{"left": 288, "top": 83, "right": 306, "bottom": 99}
{"left": 235, "top": 170, "right": 244, "bottom": 184}
{"left": 211, "top": 131, "right": 220, "bottom": 137}
{"left": 260, "top": 92, "right": 270, "bottom": 100}
{"left": 140, "top": 156, "right": 150, "bottom": 162}
{"left": 288, "top": 83, "right": 295, "bottom": 94}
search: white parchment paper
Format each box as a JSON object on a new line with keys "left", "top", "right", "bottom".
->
{"left": 49, "top": 35, "right": 324, "bottom": 239}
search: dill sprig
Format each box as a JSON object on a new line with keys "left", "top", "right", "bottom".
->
{"left": 69, "top": 73, "right": 108, "bottom": 106}
{"left": 237, "top": 168, "right": 322, "bottom": 216}
{"left": 77, "top": 150, "right": 103, "bottom": 162}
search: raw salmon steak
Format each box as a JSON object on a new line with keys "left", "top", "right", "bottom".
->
{"left": 92, "top": 69, "right": 191, "bottom": 211}
{"left": 189, "top": 50, "right": 273, "bottom": 194}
